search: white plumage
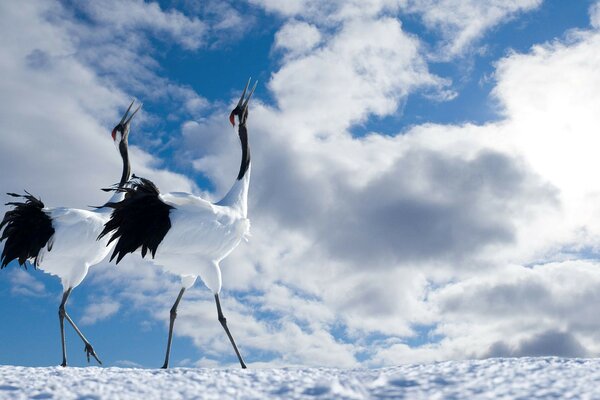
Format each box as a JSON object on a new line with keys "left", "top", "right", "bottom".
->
{"left": 38, "top": 207, "right": 114, "bottom": 288}
{"left": 156, "top": 172, "right": 251, "bottom": 293}
{"left": 0, "top": 101, "right": 140, "bottom": 366}
{"left": 102, "top": 80, "right": 257, "bottom": 369}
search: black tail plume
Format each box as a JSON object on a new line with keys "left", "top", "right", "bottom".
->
{"left": 98, "top": 176, "right": 173, "bottom": 264}
{"left": 0, "top": 192, "right": 55, "bottom": 269}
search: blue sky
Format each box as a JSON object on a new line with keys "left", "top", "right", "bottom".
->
{"left": 2, "top": 0, "right": 600, "bottom": 368}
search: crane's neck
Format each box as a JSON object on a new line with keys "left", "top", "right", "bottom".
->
{"left": 118, "top": 140, "right": 131, "bottom": 188}
{"left": 216, "top": 123, "right": 251, "bottom": 217}
{"left": 104, "top": 140, "right": 131, "bottom": 206}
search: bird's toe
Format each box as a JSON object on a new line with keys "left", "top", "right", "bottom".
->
{"left": 84, "top": 343, "right": 102, "bottom": 365}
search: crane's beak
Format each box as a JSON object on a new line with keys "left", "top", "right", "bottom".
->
{"left": 122, "top": 100, "right": 142, "bottom": 127}
{"left": 230, "top": 78, "right": 257, "bottom": 126}
{"left": 112, "top": 100, "right": 142, "bottom": 145}
{"left": 241, "top": 78, "right": 257, "bottom": 110}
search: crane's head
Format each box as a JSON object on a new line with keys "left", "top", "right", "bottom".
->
{"left": 229, "top": 78, "right": 257, "bottom": 127}
{"left": 112, "top": 100, "right": 142, "bottom": 146}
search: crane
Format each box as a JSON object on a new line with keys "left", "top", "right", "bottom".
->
{"left": 99, "top": 80, "right": 257, "bottom": 369}
{"left": 0, "top": 101, "right": 141, "bottom": 366}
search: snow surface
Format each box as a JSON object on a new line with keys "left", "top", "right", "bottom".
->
{"left": 0, "top": 358, "right": 599, "bottom": 399}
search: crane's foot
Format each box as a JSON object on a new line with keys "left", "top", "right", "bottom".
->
{"left": 84, "top": 343, "right": 102, "bottom": 365}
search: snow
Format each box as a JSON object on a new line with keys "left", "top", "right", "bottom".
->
{"left": 1, "top": 358, "right": 599, "bottom": 399}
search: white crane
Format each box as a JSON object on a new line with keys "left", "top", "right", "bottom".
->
{"left": 99, "top": 80, "right": 257, "bottom": 369}
{"left": 0, "top": 101, "right": 141, "bottom": 366}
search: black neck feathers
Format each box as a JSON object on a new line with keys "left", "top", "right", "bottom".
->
{"left": 119, "top": 140, "right": 131, "bottom": 187}
{"left": 237, "top": 124, "right": 251, "bottom": 181}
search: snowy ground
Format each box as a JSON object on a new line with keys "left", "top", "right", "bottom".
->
{"left": 1, "top": 358, "right": 599, "bottom": 399}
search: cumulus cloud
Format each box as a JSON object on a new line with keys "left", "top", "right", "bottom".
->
{"left": 6, "top": 270, "right": 47, "bottom": 297}
{"left": 274, "top": 20, "right": 322, "bottom": 58}
{"left": 77, "top": 0, "right": 207, "bottom": 50}
{"left": 5, "top": 0, "right": 600, "bottom": 369}
{"left": 590, "top": 1, "right": 600, "bottom": 29}
{"left": 250, "top": 0, "right": 541, "bottom": 57}
{"left": 81, "top": 298, "right": 121, "bottom": 325}
{"left": 0, "top": 0, "right": 197, "bottom": 215}
{"left": 174, "top": 1, "right": 600, "bottom": 366}
{"left": 269, "top": 17, "right": 449, "bottom": 135}
{"left": 402, "top": 0, "right": 543, "bottom": 57}
{"left": 428, "top": 261, "right": 600, "bottom": 361}
{"left": 487, "top": 330, "right": 587, "bottom": 358}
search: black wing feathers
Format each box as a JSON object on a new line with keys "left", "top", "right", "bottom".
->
{"left": 0, "top": 192, "right": 55, "bottom": 269}
{"left": 98, "top": 176, "right": 173, "bottom": 264}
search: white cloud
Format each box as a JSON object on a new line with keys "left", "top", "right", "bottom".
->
{"left": 0, "top": 1, "right": 197, "bottom": 217}
{"left": 114, "top": 359, "right": 144, "bottom": 368}
{"left": 161, "top": 15, "right": 544, "bottom": 369}
{"left": 7, "top": 270, "right": 47, "bottom": 297}
{"left": 175, "top": 2, "right": 600, "bottom": 366}
{"left": 270, "top": 17, "right": 447, "bottom": 135}
{"left": 590, "top": 1, "right": 600, "bottom": 29}
{"left": 403, "top": 0, "right": 543, "bottom": 57}
{"left": 77, "top": 0, "right": 207, "bottom": 50}
{"left": 81, "top": 298, "right": 121, "bottom": 325}
{"left": 4, "top": 0, "right": 600, "bottom": 369}
{"left": 251, "top": 0, "right": 542, "bottom": 57}
{"left": 427, "top": 261, "right": 600, "bottom": 360}
{"left": 489, "top": 28, "right": 600, "bottom": 264}
{"left": 274, "top": 20, "right": 322, "bottom": 58}
{"left": 368, "top": 17, "right": 600, "bottom": 363}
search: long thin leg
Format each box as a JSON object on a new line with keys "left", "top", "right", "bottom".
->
{"left": 58, "top": 288, "right": 71, "bottom": 367}
{"left": 161, "top": 287, "right": 186, "bottom": 369}
{"left": 58, "top": 287, "right": 102, "bottom": 365}
{"left": 63, "top": 313, "right": 102, "bottom": 365}
{"left": 215, "top": 294, "right": 247, "bottom": 369}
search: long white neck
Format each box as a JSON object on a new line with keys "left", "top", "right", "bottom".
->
{"left": 216, "top": 164, "right": 251, "bottom": 217}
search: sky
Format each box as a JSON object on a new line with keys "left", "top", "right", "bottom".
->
{"left": 1, "top": 0, "right": 600, "bottom": 368}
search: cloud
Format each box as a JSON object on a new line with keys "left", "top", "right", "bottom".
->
{"left": 487, "top": 330, "right": 587, "bottom": 358}
{"left": 250, "top": 0, "right": 542, "bottom": 57}
{"left": 0, "top": 0, "right": 197, "bottom": 215}
{"left": 274, "top": 20, "right": 322, "bottom": 58}
{"left": 269, "top": 17, "right": 449, "bottom": 135}
{"left": 403, "top": 0, "right": 543, "bottom": 57}
{"left": 423, "top": 261, "right": 600, "bottom": 362}
{"left": 590, "top": 1, "right": 600, "bottom": 29}
{"left": 81, "top": 298, "right": 121, "bottom": 325}
{"left": 174, "top": 2, "right": 600, "bottom": 366}
{"left": 76, "top": 0, "right": 208, "bottom": 50}
{"left": 4, "top": 0, "right": 600, "bottom": 369}
{"left": 158, "top": 0, "right": 558, "bottom": 367}
{"left": 114, "top": 359, "right": 144, "bottom": 368}
{"left": 6, "top": 270, "right": 46, "bottom": 297}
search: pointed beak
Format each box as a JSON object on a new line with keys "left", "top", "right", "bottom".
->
{"left": 230, "top": 78, "right": 258, "bottom": 126}
{"left": 119, "top": 100, "right": 135, "bottom": 125}
{"left": 242, "top": 80, "right": 257, "bottom": 111}
{"left": 236, "top": 78, "right": 251, "bottom": 109}
{"left": 124, "top": 103, "right": 142, "bottom": 126}
{"left": 119, "top": 99, "right": 142, "bottom": 127}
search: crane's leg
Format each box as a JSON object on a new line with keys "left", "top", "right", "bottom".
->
{"left": 58, "top": 287, "right": 102, "bottom": 366}
{"left": 58, "top": 288, "right": 71, "bottom": 367}
{"left": 161, "top": 287, "right": 186, "bottom": 369}
{"left": 214, "top": 294, "right": 247, "bottom": 369}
